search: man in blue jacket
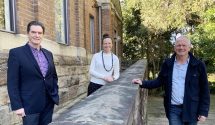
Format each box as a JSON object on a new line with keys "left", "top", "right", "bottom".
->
{"left": 132, "top": 35, "right": 210, "bottom": 125}
{"left": 7, "top": 21, "right": 59, "bottom": 125}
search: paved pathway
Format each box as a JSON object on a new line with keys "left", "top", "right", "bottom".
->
{"left": 147, "top": 95, "right": 215, "bottom": 125}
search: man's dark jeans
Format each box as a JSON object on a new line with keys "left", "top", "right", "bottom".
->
{"left": 169, "top": 105, "right": 197, "bottom": 125}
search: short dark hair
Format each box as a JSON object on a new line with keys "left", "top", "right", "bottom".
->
{"left": 27, "top": 21, "right": 45, "bottom": 34}
{"left": 102, "top": 33, "right": 111, "bottom": 41}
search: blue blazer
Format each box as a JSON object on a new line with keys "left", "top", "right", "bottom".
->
{"left": 141, "top": 52, "right": 210, "bottom": 122}
{"left": 7, "top": 44, "right": 59, "bottom": 115}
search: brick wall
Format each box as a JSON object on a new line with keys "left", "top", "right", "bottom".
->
{"left": 14, "top": 0, "right": 123, "bottom": 54}
{"left": 84, "top": 0, "right": 99, "bottom": 53}
{"left": 16, "top": 0, "right": 55, "bottom": 41}
{"left": 101, "top": 1, "right": 123, "bottom": 57}
{"left": 69, "top": 0, "right": 76, "bottom": 46}
{"left": 102, "top": 7, "right": 111, "bottom": 34}
{"left": 16, "top": 0, "right": 35, "bottom": 34}
{"left": 35, "top": 0, "right": 56, "bottom": 41}
{"left": 68, "top": 0, "right": 99, "bottom": 52}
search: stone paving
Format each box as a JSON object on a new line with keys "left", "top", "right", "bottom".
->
{"left": 147, "top": 95, "right": 215, "bottom": 125}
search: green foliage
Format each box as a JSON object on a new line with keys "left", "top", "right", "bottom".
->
{"left": 190, "top": 4, "right": 215, "bottom": 73}
{"left": 122, "top": 5, "right": 148, "bottom": 60}
{"left": 122, "top": 0, "right": 215, "bottom": 76}
{"left": 125, "top": 0, "right": 214, "bottom": 32}
{"left": 122, "top": 0, "right": 175, "bottom": 78}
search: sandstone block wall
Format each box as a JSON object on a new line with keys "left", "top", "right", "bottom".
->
{"left": 0, "top": 52, "right": 89, "bottom": 125}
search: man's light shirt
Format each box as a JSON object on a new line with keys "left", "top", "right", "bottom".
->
{"left": 171, "top": 57, "right": 189, "bottom": 105}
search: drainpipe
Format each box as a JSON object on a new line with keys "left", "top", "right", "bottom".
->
{"left": 97, "top": 2, "right": 102, "bottom": 51}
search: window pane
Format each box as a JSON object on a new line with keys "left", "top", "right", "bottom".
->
{"left": 0, "top": 0, "right": 15, "bottom": 31}
{"left": 55, "top": 0, "right": 67, "bottom": 44}
{"left": 0, "top": 0, "right": 5, "bottom": 29}
{"left": 90, "top": 16, "right": 95, "bottom": 53}
{"left": 4, "top": 0, "right": 11, "bottom": 30}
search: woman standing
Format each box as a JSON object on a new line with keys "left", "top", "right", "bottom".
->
{"left": 87, "top": 34, "right": 120, "bottom": 96}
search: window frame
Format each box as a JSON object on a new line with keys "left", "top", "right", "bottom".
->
{"left": 63, "top": 0, "right": 69, "bottom": 45}
{"left": 0, "top": 0, "right": 16, "bottom": 33}
{"left": 55, "top": 0, "right": 69, "bottom": 45}
{"left": 90, "top": 15, "right": 95, "bottom": 53}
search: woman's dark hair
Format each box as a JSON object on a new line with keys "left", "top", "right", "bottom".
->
{"left": 102, "top": 33, "right": 111, "bottom": 41}
{"left": 27, "top": 21, "right": 45, "bottom": 34}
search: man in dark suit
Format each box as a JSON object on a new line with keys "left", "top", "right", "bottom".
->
{"left": 7, "top": 21, "right": 59, "bottom": 125}
{"left": 132, "top": 35, "right": 210, "bottom": 125}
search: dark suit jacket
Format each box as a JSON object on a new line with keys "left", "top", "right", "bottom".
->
{"left": 140, "top": 52, "right": 210, "bottom": 122}
{"left": 7, "top": 44, "right": 59, "bottom": 115}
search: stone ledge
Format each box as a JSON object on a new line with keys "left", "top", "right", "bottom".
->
{"left": 50, "top": 60, "right": 147, "bottom": 125}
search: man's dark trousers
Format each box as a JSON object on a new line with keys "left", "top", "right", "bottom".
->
{"left": 23, "top": 93, "right": 54, "bottom": 125}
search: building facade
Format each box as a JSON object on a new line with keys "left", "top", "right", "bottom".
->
{"left": 0, "top": 0, "right": 123, "bottom": 124}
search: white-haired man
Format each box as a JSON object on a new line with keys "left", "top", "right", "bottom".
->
{"left": 132, "top": 35, "right": 210, "bottom": 125}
